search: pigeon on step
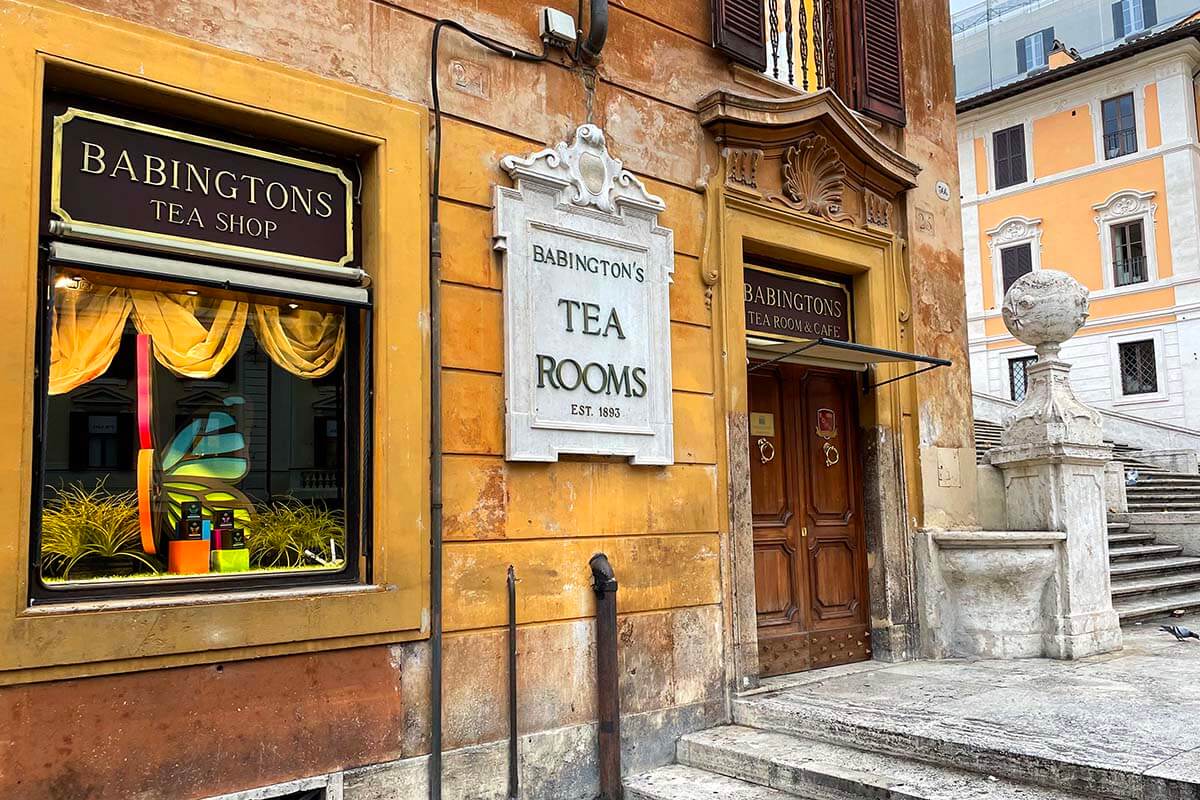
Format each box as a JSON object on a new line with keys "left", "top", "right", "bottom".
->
{"left": 1126, "top": 469, "right": 1140, "bottom": 486}
{"left": 1160, "top": 625, "right": 1200, "bottom": 641}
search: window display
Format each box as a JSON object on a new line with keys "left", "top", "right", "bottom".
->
{"left": 35, "top": 266, "right": 358, "bottom": 596}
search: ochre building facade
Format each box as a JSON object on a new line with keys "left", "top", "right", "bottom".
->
{"left": 0, "top": 1, "right": 972, "bottom": 798}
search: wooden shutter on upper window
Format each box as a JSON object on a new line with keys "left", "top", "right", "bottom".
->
{"left": 1112, "top": 1, "right": 1126, "bottom": 37}
{"left": 711, "top": 0, "right": 768, "bottom": 72}
{"left": 849, "top": 0, "right": 907, "bottom": 125}
{"left": 1143, "top": 0, "right": 1157, "bottom": 27}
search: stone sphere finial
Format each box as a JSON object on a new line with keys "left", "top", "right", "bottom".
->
{"left": 1001, "top": 270, "right": 1089, "bottom": 360}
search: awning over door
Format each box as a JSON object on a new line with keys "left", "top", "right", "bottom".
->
{"left": 746, "top": 336, "right": 951, "bottom": 390}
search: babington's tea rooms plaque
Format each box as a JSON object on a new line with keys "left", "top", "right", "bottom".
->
{"left": 494, "top": 125, "right": 675, "bottom": 465}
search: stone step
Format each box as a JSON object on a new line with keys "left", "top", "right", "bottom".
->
{"left": 1111, "top": 571, "right": 1200, "bottom": 598}
{"left": 1109, "top": 555, "right": 1200, "bottom": 578}
{"left": 1113, "top": 588, "right": 1200, "bottom": 621}
{"left": 733, "top": 692, "right": 1196, "bottom": 800}
{"left": 1108, "top": 532, "right": 1157, "bottom": 546}
{"left": 1124, "top": 488, "right": 1200, "bottom": 497}
{"left": 1108, "top": 544, "right": 1184, "bottom": 562}
{"left": 1125, "top": 473, "right": 1197, "bottom": 481}
{"left": 1127, "top": 503, "right": 1200, "bottom": 512}
{"left": 674, "top": 726, "right": 1095, "bottom": 800}
{"left": 625, "top": 764, "right": 800, "bottom": 800}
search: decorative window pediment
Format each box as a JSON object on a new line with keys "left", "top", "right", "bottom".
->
{"left": 1093, "top": 190, "right": 1158, "bottom": 290}
{"left": 986, "top": 215, "right": 1043, "bottom": 305}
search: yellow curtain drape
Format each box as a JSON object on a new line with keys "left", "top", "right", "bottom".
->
{"left": 251, "top": 304, "right": 345, "bottom": 379}
{"left": 130, "top": 291, "right": 248, "bottom": 379}
{"left": 49, "top": 283, "right": 133, "bottom": 395}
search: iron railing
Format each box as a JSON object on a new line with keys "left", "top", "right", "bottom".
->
{"left": 1104, "top": 128, "right": 1138, "bottom": 159}
{"left": 764, "top": 0, "right": 838, "bottom": 92}
{"left": 1114, "top": 256, "right": 1147, "bottom": 287}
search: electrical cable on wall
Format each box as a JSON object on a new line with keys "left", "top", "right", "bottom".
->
{"left": 426, "top": 19, "right": 548, "bottom": 800}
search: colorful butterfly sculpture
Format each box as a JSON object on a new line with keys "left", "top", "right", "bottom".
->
{"left": 135, "top": 334, "right": 252, "bottom": 556}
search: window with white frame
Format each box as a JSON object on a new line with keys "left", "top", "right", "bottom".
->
{"left": 986, "top": 216, "right": 1042, "bottom": 305}
{"left": 1118, "top": 339, "right": 1158, "bottom": 395}
{"left": 1101, "top": 93, "right": 1137, "bottom": 159}
{"left": 1113, "top": 0, "right": 1156, "bottom": 38}
{"left": 1111, "top": 220, "right": 1148, "bottom": 286}
{"left": 992, "top": 125, "right": 1027, "bottom": 189}
{"left": 1016, "top": 29, "right": 1053, "bottom": 74}
{"left": 1093, "top": 191, "right": 1157, "bottom": 290}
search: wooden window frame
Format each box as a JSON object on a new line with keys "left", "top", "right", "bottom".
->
{"left": 0, "top": 4, "right": 429, "bottom": 685}
{"left": 1101, "top": 93, "right": 1138, "bottom": 159}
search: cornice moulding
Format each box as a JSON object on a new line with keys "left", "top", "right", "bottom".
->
{"left": 696, "top": 89, "right": 921, "bottom": 188}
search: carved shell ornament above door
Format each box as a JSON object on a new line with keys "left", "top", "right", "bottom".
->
{"left": 781, "top": 134, "right": 855, "bottom": 224}
{"left": 499, "top": 124, "right": 662, "bottom": 215}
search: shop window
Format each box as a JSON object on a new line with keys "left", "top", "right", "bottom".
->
{"left": 1118, "top": 339, "right": 1158, "bottom": 395}
{"left": 34, "top": 268, "right": 359, "bottom": 596}
{"left": 993, "top": 125, "right": 1027, "bottom": 190}
{"left": 1111, "top": 220, "right": 1148, "bottom": 286}
{"left": 1102, "top": 94, "right": 1137, "bottom": 159}
{"left": 1000, "top": 243, "right": 1033, "bottom": 296}
{"left": 1113, "top": 0, "right": 1156, "bottom": 38}
{"left": 1016, "top": 28, "right": 1053, "bottom": 74}
{"left": 1009, "top": 355, "right": 1037, "bottom": 402}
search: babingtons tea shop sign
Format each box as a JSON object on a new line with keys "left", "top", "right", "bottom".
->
{"left": 50, "top": 107, "right": 354, "bottom": 273}
{"left": 743, "top": 264, "right": 852, "bottom": 342}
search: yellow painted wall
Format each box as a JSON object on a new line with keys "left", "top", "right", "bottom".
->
{"left": 974, "top": 137, "right": 988, "bottom": 194}
{"left": 977, "top": 156, "right": 1172, "bottom": 311}
{"left": 1032, "top": 105, "right": 1093, "bottom": 177}
{"left": 1145, "top": 83, "right": 1162, "bottom": 149}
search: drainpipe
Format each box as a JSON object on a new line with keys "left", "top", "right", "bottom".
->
{"left": 590, "top": 553, "right": 621, "bottom": 800}
{"left": 576, "top": 0, "right": 609, "bottom": 64}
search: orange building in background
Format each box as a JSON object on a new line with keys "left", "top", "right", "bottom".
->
{"left": 958, "top": 22, "right": 1200, "bottom": 426}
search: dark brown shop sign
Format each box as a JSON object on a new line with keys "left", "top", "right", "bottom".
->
{"left": 743, "top": 264, "right": 852, "bottom": 342}
{"left": 51, "top": 108, "right": 354, "bottom": 270}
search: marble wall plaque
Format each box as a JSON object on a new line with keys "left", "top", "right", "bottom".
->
{"left": 494, "top": 125, "right": 675, "bottom": 464}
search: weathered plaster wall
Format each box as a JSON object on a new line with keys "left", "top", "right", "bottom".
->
{"left": 899, "top": 0, "right": 978, "bottom": 528}
{"left": 0, "top": 0, "right": 968, "bottom": 797}
{"left": 1, "top": 1, "right": 729, "bottom": 798}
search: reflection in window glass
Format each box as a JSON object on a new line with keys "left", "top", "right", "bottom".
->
{"left": 39, "top": 268, "right": 355, "bottom": 592}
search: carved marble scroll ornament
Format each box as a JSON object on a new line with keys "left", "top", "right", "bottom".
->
{"left": 499, "top": 124, "right": 664, "bottom": 215}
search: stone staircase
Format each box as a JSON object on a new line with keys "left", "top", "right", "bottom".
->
{"left": 625, "top": 726, "right": 1106, "bottom": 799}
{"left": 1108, "top": 519, "right": 1200, "bottom": 620}
{"left": 625, "top": 695, "right": 1199, "bottom": 800}
{"left": 976, "top": 418, "right": 1200, "bottom": 620}
{"left": 973, "top": 417, "right": 1152, "bottom": 469}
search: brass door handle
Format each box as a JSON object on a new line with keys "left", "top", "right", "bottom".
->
{"left": 823, "top": 441, "right": 839, "bottom": 468}
{"left": 758, "top": 438, "right": 775, "bottom": 464}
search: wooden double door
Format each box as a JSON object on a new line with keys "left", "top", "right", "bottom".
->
{"left": 749, "top": 363, "right": 871, "bottom": 676}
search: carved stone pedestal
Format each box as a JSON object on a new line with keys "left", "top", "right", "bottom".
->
{"left": 990, "top": 442, "right": 1123, "bottom": 658}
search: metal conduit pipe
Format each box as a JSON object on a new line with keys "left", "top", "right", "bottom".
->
{"left": 590, "top": 553, "right": 621, "bottom": 800}
{"left": 576, "top": 0, "right": 609, "bottom": 63}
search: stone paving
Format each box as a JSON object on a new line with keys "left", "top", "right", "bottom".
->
{"left": 735, "top": 613, "right": 1200, "bottom": 796}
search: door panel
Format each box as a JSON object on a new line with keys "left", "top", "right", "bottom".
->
{"left": 750, "top": 363, "right": 871, "bottom": 676}
{"left": 749, "top": 368, "right": 807, "bottom": 641}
